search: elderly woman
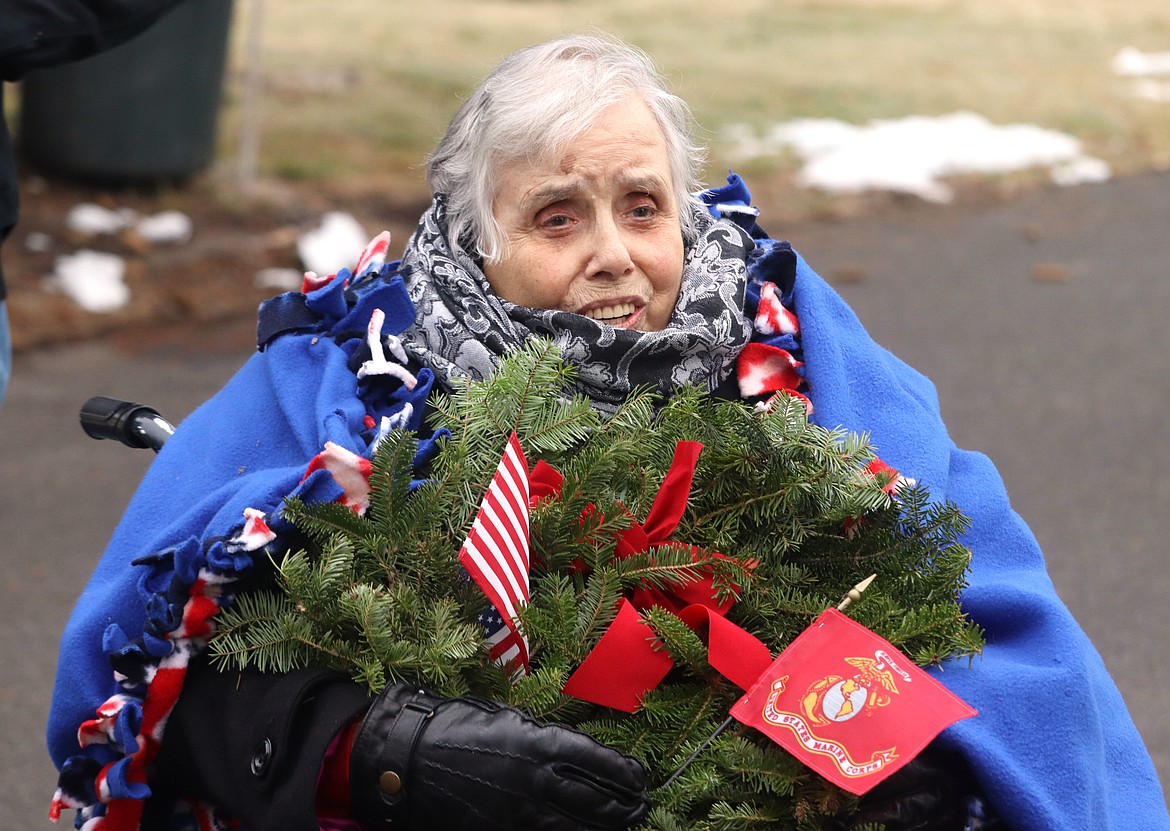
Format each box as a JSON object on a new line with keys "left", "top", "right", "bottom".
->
{"left": 48, "top": 35, "right": 1167, "bottom": 831}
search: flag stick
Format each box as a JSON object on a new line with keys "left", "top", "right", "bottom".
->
{"left": 660, "top": 575, "right": 878, "bottom": 788}
{"left": 660, "top": 715, "right": 736, "bottom": 788}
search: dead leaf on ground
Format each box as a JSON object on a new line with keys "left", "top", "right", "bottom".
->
{"left": 1031, "top": 262, "right": 1069, "bottom": 283}
{"left": 834, "top": 263, "right": 868, "bottom": 283}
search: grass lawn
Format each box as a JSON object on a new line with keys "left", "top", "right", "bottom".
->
{"left": 218, "top": 0, "right": 1170, "bottom": 218}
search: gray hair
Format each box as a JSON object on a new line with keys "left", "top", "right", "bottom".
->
{"left": 426, "top": 34, "right": 706, "bottom": 263}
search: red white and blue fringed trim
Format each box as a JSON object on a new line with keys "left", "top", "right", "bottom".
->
{"left": 700, "top": 179, "right": 811, "bottom": 414}
{"left": 50, "top": 233, "right": 437, "bottom": 830}
{"left": 50, "top": 523, "right": 277, "bottom": 830}
{"left": 738, "top": 265, "right": 810, "bottom": 412}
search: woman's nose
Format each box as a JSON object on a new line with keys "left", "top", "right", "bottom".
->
{"left": 587, "top": 215, "right": 634, "bottom": 279}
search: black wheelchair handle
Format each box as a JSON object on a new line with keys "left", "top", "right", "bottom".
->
{"left": 80, "top": 396, "right": 174, "bottom": 453}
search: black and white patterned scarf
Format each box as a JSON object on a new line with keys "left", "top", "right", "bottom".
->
{"left": 397, "top": 195, "right": 755, "bottom": 411}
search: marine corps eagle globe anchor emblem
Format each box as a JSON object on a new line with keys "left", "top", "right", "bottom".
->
{"left": 801, "top": 654, "right": 907, "bottom": 725}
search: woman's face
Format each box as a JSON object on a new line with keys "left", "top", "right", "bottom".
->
{"left": 483, "top": 96, "right": 685, "bottom": 332}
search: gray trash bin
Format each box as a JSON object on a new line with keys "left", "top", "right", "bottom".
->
{"left": 18, "top": 0, "right": 234, "bottom": 184}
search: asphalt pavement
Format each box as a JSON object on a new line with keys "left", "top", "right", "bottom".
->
{"left": 2, "top": 172, "right": 1168, "bottom": 826}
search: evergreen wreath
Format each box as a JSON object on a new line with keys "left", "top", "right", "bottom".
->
{"left": 211, "top": 338, "right": 984, "bottom": 830}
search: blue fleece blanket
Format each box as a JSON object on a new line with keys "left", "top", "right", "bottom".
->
{"left": 792, "top": 256, "right": 1168, "bottom": 827}
{"left": 48, "top": 222, "right": 1168, "bottom": 829}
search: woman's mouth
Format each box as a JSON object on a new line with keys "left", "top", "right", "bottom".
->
{"left": 583, "top": 302, "right": 638, "bottom": 323}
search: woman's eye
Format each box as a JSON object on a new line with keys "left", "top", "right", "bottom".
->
{"left": 538, "top": 212, "right": 573, "bottom": 229}
{"left": 629, "top": 204, "right": 657, "bottom": 219}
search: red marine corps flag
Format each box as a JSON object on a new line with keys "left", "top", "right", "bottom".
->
{"left": 730, "top": 608, "right": 977, "bottom": 795}
{"left": 458, "top": 432, "right": 532, "bottom": 674}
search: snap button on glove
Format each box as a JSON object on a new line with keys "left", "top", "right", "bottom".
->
{"left": 349, "top": 683, "right": 650, "bottom": 830}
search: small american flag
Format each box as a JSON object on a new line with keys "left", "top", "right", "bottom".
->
{"left": 479, "top": 608, "right": 528, "bottom": 671}
{"left": 459, "top": 432, "right": 531, "bottom": 673}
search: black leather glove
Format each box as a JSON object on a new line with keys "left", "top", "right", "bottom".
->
{"left": 829, "top": 751, "right": 1007, "bottom": 831}
{"left": 349, "top": 683, "right": 649, "bottom": 830}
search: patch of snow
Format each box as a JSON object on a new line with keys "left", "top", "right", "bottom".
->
{"left": 1050, "top": 157, "right": 1112, "bottom": 187}
{"left": 136, "top": 210, "right": 193, "bottom": 244}
{"left": 297, "top": 212, "right": 368, "bottom": 277}
{"left": 1130, "top": 78, "right": 1170, "bottom": 103}
{"left": 66, "top": 203, "right": 136, "bottom": 235}
{"left": 724, "top": 111, "right": 1109, "bottom": 201}
{"left": 43, "top": 250, "right": 129, "bottom": 313}
{"left": 254, "top": 267, "right": 303, "bottom": 292}
{"left": 1113, "top": 47, "right": 1170, "bottom": 103}
{"left": 65, "top": 203, "right": 194, "bottom": 243}
{"left": 1112, "top": 47, "right": 1170, "bottom": 77}
{"left": 24, "top": 231, "right": 53, "bottom": 253}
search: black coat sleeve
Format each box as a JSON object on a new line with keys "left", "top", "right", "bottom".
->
{"left": 145, "top": 657, "right": 372, "bottom": 831}
{"left": 0, "top": 0, "right": 190, "bottom": 78}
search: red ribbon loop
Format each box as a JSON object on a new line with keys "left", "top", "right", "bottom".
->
{"left": 528, "top": 459, "right": 564, "bottom": 506}
{"left": 613, "top": 441, "right": 734, "bottom": 616}
{"left": 617, "top": 440, "right": 702, "bottom": 551}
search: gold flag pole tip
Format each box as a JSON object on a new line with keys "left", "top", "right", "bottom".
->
{"left": 836, "top": 574, "right": 877, "bottom": 611}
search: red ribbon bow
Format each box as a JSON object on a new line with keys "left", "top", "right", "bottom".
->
{"left": 561, "top": 441, "right": 773, "bottom": 712}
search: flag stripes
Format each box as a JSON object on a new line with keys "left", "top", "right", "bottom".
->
{"left": 459, "top": 433, "right": 531, "bottom": 670}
